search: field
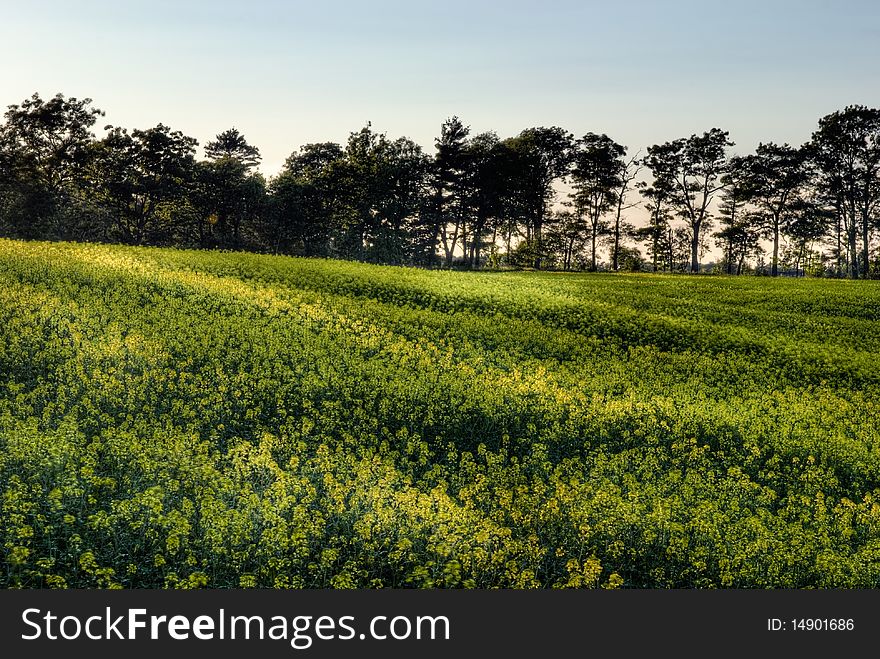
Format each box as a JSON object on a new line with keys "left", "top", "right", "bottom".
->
{"left": 1, "top": 239, "right": 879, "bottom": 588}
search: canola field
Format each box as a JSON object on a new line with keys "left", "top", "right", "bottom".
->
{"left": 1, "top": 239, "right": 879, "bottom": 588}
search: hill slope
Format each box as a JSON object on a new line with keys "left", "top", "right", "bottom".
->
{"left": 1, "top": 239, "right": 879, "bottom": 587}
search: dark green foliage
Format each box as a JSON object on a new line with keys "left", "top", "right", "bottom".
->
{"left": 87, "top": 124, "right": 199, "bottom": 245}
{"left": 809, "top": 106, "right": 880, "bottom": 279}
{"left": 570, "top": 133, "right": 626, "bottom": 271}
{"left": 0, "top": 93, "right": 104, "bottom": 240}
{"left": 645, "top": 129, "right": 734, "bottom": 274}
{"left": 204, "top": 128, "right": 261, "bottom": 170}
{"left": 1, "top": 93, "right": 879, "bottom": 275}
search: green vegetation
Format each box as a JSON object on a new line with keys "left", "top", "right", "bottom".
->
{"left": 4, "top": 93, "right": 880, "bottom": 278}
{"left": 2, "top": 239, "right": 879, "bottom": 588}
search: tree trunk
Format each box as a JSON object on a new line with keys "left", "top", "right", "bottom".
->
{"left": 652, "top": 227, "right": 658, "bottom": 273}
{"left": 533, "top": 215, "right": 543, "bottom": 269}
{"left": 690, "top": 221, "right": 700, "bottom": 273}
{"left": 590, "top": 228, "right": 597, "bottom": 271}
{"left": 612, "top": 226, "right": 620, "bottom": 271}
{"left": 862, "top": 202, "right": 871, "bottom": 279}
{"left": 771, "top": 215, "right": 780, "bottom": 277}
{"left": 848, "top": 209, "right": 858, "bottom": 279}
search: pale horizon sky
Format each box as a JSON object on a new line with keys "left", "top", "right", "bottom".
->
{"left": 3, "top": 0, "right": 879, "bottom": 176}
{"left": 2, "top": 0, "right": 879, "bottom": 263}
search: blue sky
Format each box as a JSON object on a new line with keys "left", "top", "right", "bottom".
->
{"left": 2, "top": 0, "right": 879, "bottom": 175}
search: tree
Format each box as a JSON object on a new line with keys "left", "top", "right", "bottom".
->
{"left": 89, "top": 123, "right": 198, "bottom": 245}
{"left": 204, "top": 128, "right": 261, "bottom": 169}
{"left": 326, "top": 124, "right": 386, "bottom": 260}
{"left": 1, "top": 93, "right": 103, "bottom": 195}
{"left": 544, "top": 206, "right": 587, "bottom": 270}
{"left": 645, "top": 128, "right": 733, "bottom": 273}
{"left": 267, "top": 143, "right": 343, "bottom": 255}
{"left": 370, "top": 136, "right": 430, "bottom": 264}
{"left": 809, "top": 106, "right": 880, "bottom": 278}
{"left": 735, "top": 143, "right": 809, "bottom": 276}
{"left": 0, "top": 128, "right": 14, "bottom": 228}
{"left": 460, "top": 131, "right": 512, "bottom": 269}
{"left": 199, "top": 128, "right": 265, "bottom": 248}
{"left": 609, "top": 153, "right": 642, "bottom": 271}
{"left": 784, "top": 197, "right": 833, "bottom": 276}
{"left": 0, "top": 92, "right": 104, "bottom": 238}
{"left": 284, "top": 142, "right": 344, "bottom": 179}
{"left": 615, "top": 244, "right": 645, "bottom": 272}
{"left": 505, "top": 126, "right": 574, "bottom": 268}
{"left": 635, "top": 181, "right": 674, "bottom": 272}
{"left": 481, "top": 137, "right": 532, "bottom": 265}
{"left": 308, "top": 124, "right": 430, "bottom": 264}
{"left": 670, "top": 225, "right": 693, "bottom": 271}
{"left": 715, "top": 158, "right": 746, "bottom": 274}
{"left": 431, "top": 116, "right": 471, "bottom": 268}
{"left": 713, "top": 209, "right": 763, "bottom": 276}
{"left": 569, "top": 133, "right": 624, "bottom": 271}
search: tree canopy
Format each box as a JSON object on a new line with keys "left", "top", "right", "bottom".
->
{"left": 2, "top": 92, "right": 879, "bottom": 278}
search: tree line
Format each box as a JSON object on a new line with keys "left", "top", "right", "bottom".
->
{"left": 1, "top": 92, "right": 878, "bottom": 277}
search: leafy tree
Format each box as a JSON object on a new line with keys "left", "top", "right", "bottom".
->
{"left": 267, "top": 142, "right": 344, "bottom": 255}
{"left": 317, "top": 124, "right": 430, "bottom": 264}
{"left": 784, "top": 197, "right": 834, "bottom": 276}
{"left": 1, "top": 93, "right": 103, "bottom": 195}
{"left": 479, "top": 137, "right": 532, "bottom": 265}
{"left": 505, "top": 127, "right": 574, "bottom": 268}
{"left": 713, "top": 212, "right": 763, "bottom": 275}
{"left": 89, "top": 124, "right": 198, "bottom": 245}
{"left": 670, "top": 225, "right": 694, "bottom": 271}
{"left": 609, "top": 153, "right": 642, "bottom": 271}
{"left": 734, "top": 143, "right": 809, "bottom": 276}
{"left": 0, "top": 129, "right": 14, "bottom": 230}
{"left": 432, "top": 116, "right": 471, "bottom": 268}
{"left": 267, "top": 174, "right": 319, "bottom": 255}
{"left": 0, "top": 92, "right": 103, "bottom": 238}
{"left": 636, "top": 181, "right": 674, "bottom": 272}
{"left": 809, "top": 105, "right": 880, "bottom": 278}
{"left": 569, "top": 133, "right": 624, "bottom": 271}
{"left": 540, "top": 206, "right": 589, "bottom": 270}
{"left": 712, "top": 157, "right": 752, "bottom": 275}
{"left": 615, "top": 244, "right": 644, "bottom": 271}
{"left": 425, "top": 121, "right": 514, "bottom": 269}
{"left": 645, "top": 128, "right": 733, "bottom": 272}
{"left": 370, "top": 136, "right": 430, "bottom": 264}
{"left": 204, "top": 127, "right": 261, "bottom": 169}
{"left": 284, "top": 142, "right": 344, "bottom": 179}
{"left": 460, "top": 131, "right": 509, "bottom": 268}
{"left": 199, "top": 128, "right": 266, "bottom": 248}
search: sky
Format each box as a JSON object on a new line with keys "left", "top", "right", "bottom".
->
{"left": 2, "top": 1, "right": 879, "bottom": 193}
